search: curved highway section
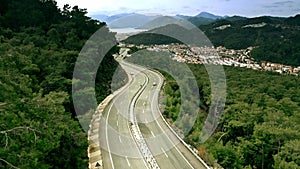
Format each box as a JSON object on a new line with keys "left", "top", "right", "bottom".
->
{"left": 95, "top": 60, "right": 209, "bottom": 169}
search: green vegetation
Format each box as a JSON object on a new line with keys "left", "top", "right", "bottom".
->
{"left": 200, "top": 15, "right": 300, "bottom": 66}
{"left": 163, "top": 64, "right": 300, "bottom": 169}
{"left": 0, "top": 0, "right": 123, "bottom": 168}
{"left": 123, "top": 33, "right": 182, "bottom": 45}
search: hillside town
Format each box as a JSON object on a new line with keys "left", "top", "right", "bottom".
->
{"left": 121, "top": 43, "right": 300, "bottom": 76}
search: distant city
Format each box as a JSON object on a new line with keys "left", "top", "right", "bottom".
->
{"left": 121, "top": 43, "right": 300, "bottom": 76}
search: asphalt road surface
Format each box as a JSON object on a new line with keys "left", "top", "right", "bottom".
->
{"left": 98, "top": 60, "right": 208, "bottom": 169}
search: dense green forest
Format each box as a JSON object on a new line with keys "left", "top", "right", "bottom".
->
{"left": 200, "top": 15, "right": 300, "bottom": 66}
{"left": 123, "top": 33, "right": 182, "bottom": 45}
{"left": 164, "top": 65, "right": 300, "bottom": 169}
{"left": 0, "top": 0, "right": 122, "bottom": 168}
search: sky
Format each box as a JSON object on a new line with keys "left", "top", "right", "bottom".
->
{"left": 56, "top": 0, "right": 300, "bottom": 17}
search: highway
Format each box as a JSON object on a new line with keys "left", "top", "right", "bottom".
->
{"left": 97, "top": 60, "right": 209, "bottom": 169}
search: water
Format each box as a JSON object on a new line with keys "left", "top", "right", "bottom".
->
{"left": 109, "top": 28, "right": 148, "bottom": 41}
{"left": 110, "top": 28, "right": 148, "bottom": 34}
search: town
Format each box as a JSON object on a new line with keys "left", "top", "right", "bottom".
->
{"left": 121, "top": 43, "right": 300, "bottom": 76}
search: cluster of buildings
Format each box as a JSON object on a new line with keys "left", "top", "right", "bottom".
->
{"left": 123, "top": 43, "right": 300, "bottom": 76}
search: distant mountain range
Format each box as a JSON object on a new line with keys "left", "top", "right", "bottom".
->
{"left": 108, "top": 13, "right": 160, "bottom": 28}
{"left": 138, "top": 16, "right": 189, "bottom": 29}
{"left": 91, "top": 13, "right": 134, "bottom": 23}
{"left": 90, "top": 12, "right": 240, "bottom": 28}
{"left": 177, "top": 12, "right": 224, "bottom": 20}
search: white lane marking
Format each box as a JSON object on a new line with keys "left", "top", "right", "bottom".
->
{"left": 151, "top": 131, "right": 155, "bottom": 137}
{"left": 125, "top": 156, "right": 131, "bottom": 167}
{"left": 150, "top": 71, "right": 195, "bottom": 169}
{"left": 117, "top": 120, "right": 119, "bottom": 127}
{"left": 106, "top": 101, "right": 116, "bottom": 169}
{"left": 119, "top": 135, "right": 122, "bottom": 143}
{"left": 161, "top": 147, "right": 169, "bottom": 158}
{"left": 142, "top": 109, "right": 145, "bottom": 114}
{"left": 104, "top": 63, "right": 138, "bottom": 169}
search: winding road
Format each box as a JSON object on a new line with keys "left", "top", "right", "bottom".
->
{"left": 96, "top": 60, "right": 209, "bottom": 169}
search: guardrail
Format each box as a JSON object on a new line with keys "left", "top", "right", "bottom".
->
{"left": 88, "top": 61, "right": 133, "bottom": 169}
{"left": 150, "top": 69, "right": 211, "bottom": 169}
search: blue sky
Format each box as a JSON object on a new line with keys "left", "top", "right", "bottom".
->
{"left": 56, "top": 0, "right": 300, "bottom": 17}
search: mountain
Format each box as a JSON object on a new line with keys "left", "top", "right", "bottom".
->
{"left": 199, "top": 15, "right": 300, "bottom": 65}
{"left": 139, "top": 16, "right": 188, "bottom": 29}
{"left": 176, "top": 14, "right": 191, "bottom": 19}
{"left": 90, "top": 14, "right": 109, "bottom": 22}
{"left": 224, "top": 15, "right": 248, "bottom": 22}
{"left": 91, "top": 12, "right": 245, "bottom": 26}
{"left": 123, "top": 23, "right": 210, "bottom": 46}
{"left": 106, "top": 13, "right": 136, "bottom": 23}
{"left": 196, "top": 12, "right": 224, "bottom": 20}
{"left": 90, "top": 13, "right": 137, "bottom": 23}
{"left": 176, "top": 12, "right": 227, "bottom": 26}
{"left": 177, "top": 12, "right": 224, "bottom": 20}
{"left": 187, "top": 17, "right": 215, "bottom": 26}
{"left": 123, "top": 24, "right": 186, "bottom": 45}
{"left": 284, "top": 14, "right": 300, "bottom": 25}
{"left": 108, "top": 13, "right": 160, "bottom": 28}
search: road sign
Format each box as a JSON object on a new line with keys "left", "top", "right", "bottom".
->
{"left": 95, "top": 161, "right": 101, "bottom": 167}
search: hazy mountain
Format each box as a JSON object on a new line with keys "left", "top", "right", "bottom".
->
{"left": 196, "top": 12, "right": 224, "bottom": 20}
{"left": 175, "top": 14, "right": 191, "bottom": 19}
{"left": 108, "top": 13, "right": 160, "bottom": 28}
{"left": 187, "top": 17, "right": 214, "bottom": 26}
{"left": 106, "top": 13, "right": 136, "bottom": 23}
{"left": 139, "top": 16, "right": 188, "bottom": 29}
{"left": 91, "top": 12, "right": 245, "bottom": 26}
{"left": 91, "top": 13, "right": 134, "bottom": 23}
{"left": 176, "top": 12, "right": 226, "bottom": 26}
{"left": 90, "top": 14, "right": 109, "bottom": 22}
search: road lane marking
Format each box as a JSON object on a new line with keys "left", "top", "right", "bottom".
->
{"left": 149, "top": 70, "right": 195, "bottom": 169}
{"left": 119, "top": 135, "right": 122, "bottom": 143}
{"left": 117, "top": 120, "right": 119, "bottom": 127}
{"left": 103, "top": 63, "right": 139, "bottom": 169}
{"left": 106, "top": 100, "right": 116, "bottom": 169}
{"left": 142, "top": 109, "right": 145, "bottom": 114}
{"left": 151, "top": 131, "right": 155, "bottom": 137}
{"left": 161, "top": 147, "right": 168, "bottom": 158}
{"left": 125, "top": 156, "right": 131, "bottom": 167}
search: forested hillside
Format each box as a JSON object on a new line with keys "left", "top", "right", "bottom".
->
{"left": 200, "top": 15, "right": 300, "bottom": 66}
{"left": 165, "top": 65, "right": 300, "bottom": 169}
{"left": 0, "top": 0, "right": 122, "bottom": 168}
